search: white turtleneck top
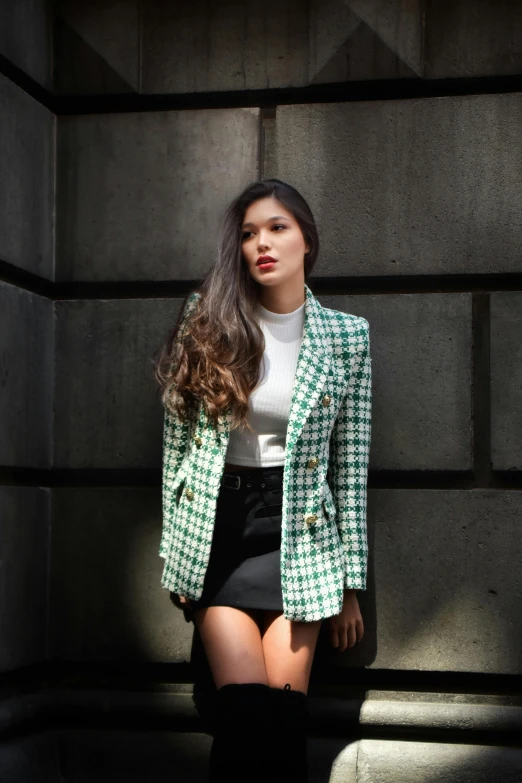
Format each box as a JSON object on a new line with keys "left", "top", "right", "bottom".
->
{"left": 224, "top": 298, "right": 305, "bottom": 467}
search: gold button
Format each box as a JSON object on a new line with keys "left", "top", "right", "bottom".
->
{"left": 185, "top": 488, "right": 194, "bottom": 501}
{"left": 305, "top": 514, "right": 318, "bottom": 526}
{"left": 193, "top": 436, "right": 202, "bottom": 447}
{"left": 307, "top": 457, "right": 318, "bottom": 469}
{"left": 322, "top": 395, "right": 331, "bottom": 406}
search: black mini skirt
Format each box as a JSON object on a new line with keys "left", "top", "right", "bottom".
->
{"left": 190, "top": 464, "right": 285, "bottom": 612}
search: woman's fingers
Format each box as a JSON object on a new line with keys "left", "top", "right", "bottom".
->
{"left": 347, "top": 623, "right": 357, "bottom": 649}
{"left": 330, "top": 620, "right": 363, "bottom": 651}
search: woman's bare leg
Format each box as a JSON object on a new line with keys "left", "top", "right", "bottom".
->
{"left": 192, "top": 605, "right": 268, "bottom": 689}
{"left": 260, "top": 610, "right": 323, "bottom": 693}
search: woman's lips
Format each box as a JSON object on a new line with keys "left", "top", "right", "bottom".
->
{"left": 257, "top": 256, "right": 277, "bottom": 269}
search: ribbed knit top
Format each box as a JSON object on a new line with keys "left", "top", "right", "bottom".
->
{"left": 225, "top": 298, "right": 305, "bottom": 467}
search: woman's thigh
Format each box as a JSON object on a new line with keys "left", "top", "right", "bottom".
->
{"left": 260, "top": 610, "right": 323, "bottom": 694}
{"left": 192, "top": 605, "right": 268, "bottom": 690}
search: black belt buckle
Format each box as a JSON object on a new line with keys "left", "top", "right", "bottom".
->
{"left": 222, "top": 473, "right": 241, "bottom": 490}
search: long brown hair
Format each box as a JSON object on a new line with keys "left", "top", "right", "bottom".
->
{"left": 153, "top": 178, "right": 320, "bottom": 433}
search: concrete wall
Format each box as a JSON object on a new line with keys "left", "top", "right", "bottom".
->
{"left": 0, "top": 74, "right": 55, "bottom": 280}
{"left": 0, "top": 1, "right": 54, "bottom": 685}
{"left": 1, "top": 1, "right": 522, "bottom": 781}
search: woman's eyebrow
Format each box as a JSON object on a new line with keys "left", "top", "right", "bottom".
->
{"left": 242, "top": 215, "right": 289, "bottom": 229}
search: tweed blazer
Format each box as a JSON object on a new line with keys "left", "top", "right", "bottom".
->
{"left": 159, "top": 283, "right": 372, "bottom": 622}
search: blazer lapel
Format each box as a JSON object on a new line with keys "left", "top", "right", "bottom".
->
{"left": 213, "top": 283, "right": 334, "bottom": 454}
{"left": 284, "top": 283, "right": 334, "bottom": 461}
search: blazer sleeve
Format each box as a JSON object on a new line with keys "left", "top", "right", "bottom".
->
{"left": 329, "top": 318, "right": 372, "bottom": 590}
{"left": 160, "top": 292, "right": 200, "bottom": 558}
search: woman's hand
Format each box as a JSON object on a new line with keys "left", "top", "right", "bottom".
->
{"left": 328, "top": 589, "right": 364, "bottom": 651}
{"left": 170, "top": 592, "right": 194, "bottom": 616}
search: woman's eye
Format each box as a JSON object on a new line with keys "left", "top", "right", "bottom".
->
{"left": 241, "top": 224, "right": 286, "bottom": 240}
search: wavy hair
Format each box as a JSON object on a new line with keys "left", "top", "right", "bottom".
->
{"left": 153, "top": 178, "right": 319, "bottom": 433}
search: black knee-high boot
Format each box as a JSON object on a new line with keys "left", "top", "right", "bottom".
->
{"left": 269, "top": 683, "right": 310, "bottom": 783}
{"left": 208, "top": 682, "right": 274, "bottom": 783}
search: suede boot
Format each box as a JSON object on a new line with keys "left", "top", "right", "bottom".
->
{"left": 208, "top": 682, "right": 274, "bottom": 783}
{"left": 269, "top": 682, "right": 310, "bottom": 783}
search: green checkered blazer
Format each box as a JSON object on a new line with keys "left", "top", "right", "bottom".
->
{"left": 159, "top": 283, "right": 372, "bottom": 622}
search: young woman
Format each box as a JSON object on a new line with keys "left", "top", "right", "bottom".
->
{"left": 154, "top": 179, "right": 372, "bottom": 783}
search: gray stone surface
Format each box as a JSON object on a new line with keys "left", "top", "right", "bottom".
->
{"left": 491, "top": 292, "right": 522, "bottom": 471}
{"left": 56, "top": 108, "right": 259, "bottom": 281}
{"left": 357, "top": 739, "right": 522, "bottom": 783}
{"left": 0, "top": 283, "right": 53, "bottom": 468}
{"left": 54, "top": 0, "right": 140, "bottom": 94}
{"left": 0, "top": 732, "right": 59, "bottom": 783}
{"left": 347, "top": 490, "right": 521, "bottom": 674}
{"left": 0, "top": 487, "right": 50, "bottom": 672}
{"left": 360, "top": 697, "right": 522, "bottom": 733}
{"left": 425, "top": 0, "right": 522, "bottom": 78}
{"left": 309, "top": 0, "right": 422, "bottom": 83}
{"left": 0, "top": 74, "right": 55, "bottom": 279}
{"left": 0, "top": 0, "right": 52, "bottom": 87}
{"left": 57, "top": 730, "right": 212, "bottom": 782}
{"left": 49, "top": 488, "right": 194, "bottom": 662}
{"left": 142, "top": 0, "right": 421, "bottom": 94}
{"left": 264, "top": 94, "right": 522, "bottom": 276}
{"left": 53, "top": 297, "right": 186, "bottom": 469}
{"left": 142, "top": 0, "right": 309, "bottom": 94}
{"left": 320, "top": 292, "right": 472, "bottom": 470}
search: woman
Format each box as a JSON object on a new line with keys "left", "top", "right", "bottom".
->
{"left": 154, "top": 178, "right": 372, "bottom": 782}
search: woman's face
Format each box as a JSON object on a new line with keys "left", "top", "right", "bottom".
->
{"left": 241, "top": 196, "right": 310, "bottom": 289}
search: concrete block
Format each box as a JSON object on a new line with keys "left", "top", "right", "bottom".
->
{"left": 53, "top": 297, "right": 186, "bottom": 469}
{"left": 309, "top": 0, "right": 422, "bottom": 84}
{"left": 0, "top": 0, "right": 52, "bottom": 87}
{"left": 264, "top": 94, "right": 522, "bottom": 276}
{"left": 319, "top": 292, "right": 472, "bottom": 470}
{"left": 0, "top": 487, "right": 50, "bottom": 672}
{"left": 0, "top": 732, "right": 59, "bottom": 783}
{"left": 0, "top": 74, "right": 54, "bottom": 279}
{"left": 425, "top": 0, "right": 522, "bottom": 78}
{"left": 315, "top": 489, "right": 522, "bottom": 675}
{"left": 491, "top": 292, "right": 522, "bottom": 470}
{"left": 54, "top": 730, "right": 211, "bottom": 782}
{"left": 56, "top": 108, "right": 259, "bottom": 281}
{"left": 54, "top": 0, "right": 140, "bottom": 94}
{"left": 357, "top": 739, "right": 522, "bottom": 782}
{"left": 49, "top": 488, "right": 194, "bottom": 662}
{"left": 142, "top": 0, "right": 309, "bottom": 94}
{"left": 0, "top": 283, "right": 53, "bottom": 468}
{"left": 359, "top": 692, "right": 522, "bottom": 735}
